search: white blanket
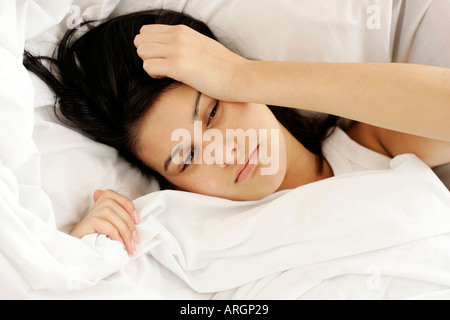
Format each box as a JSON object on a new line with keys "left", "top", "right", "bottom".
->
{"left": 132, "top": 154, "right": 450, "bottom": 299}
{"left": 1, "top": 0, "right": 450, "bottom": 300}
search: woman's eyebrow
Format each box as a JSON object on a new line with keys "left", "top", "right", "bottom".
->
{"left": 192, "top": 91, "right": 202, "bottom": 122}
{"left": 164, "top": 91, "right": 202, "bottom": 172}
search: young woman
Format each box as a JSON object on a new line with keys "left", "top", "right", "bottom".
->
{"left": 24, "top": 9, "right": 450, "bottom": 255}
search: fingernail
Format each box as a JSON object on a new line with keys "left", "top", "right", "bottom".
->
{"left": 133, "top": 210, "right": 140, "bottom": 224}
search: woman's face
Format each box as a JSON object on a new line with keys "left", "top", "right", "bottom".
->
{"left": 136, "top": 84, "right": 289, "bottom": 201}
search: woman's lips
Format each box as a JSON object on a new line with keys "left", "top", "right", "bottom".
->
{"left": 235, "top": 146, "right": 259, "bottom": 183}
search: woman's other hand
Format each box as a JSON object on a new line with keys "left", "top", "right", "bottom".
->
{"left": 70, "top": 189, "right": 140, "bottom": 255}
{"left": 134, "top": 24, "right": 248, "bottom": 102}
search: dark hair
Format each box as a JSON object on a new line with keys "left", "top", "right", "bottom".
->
{"left": 24, "top": 9, "right": 337, "bottom": 190}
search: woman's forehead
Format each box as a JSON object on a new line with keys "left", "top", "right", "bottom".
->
{"left": 137, "top": 85, "right": 198, "bottom": 164}
{"left": 148, "top": 86, "right": 196, "bottom": 128}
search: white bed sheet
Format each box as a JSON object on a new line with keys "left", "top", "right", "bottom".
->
{"left": 1, "top": 0, "right": 450, "bottom": 300}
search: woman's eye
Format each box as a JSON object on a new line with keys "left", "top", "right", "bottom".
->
{"left": 181, "top": 149, "right": 195, "bottom": 173}
{"left": 207, "top": 101, "right": 219, "bottom": 127}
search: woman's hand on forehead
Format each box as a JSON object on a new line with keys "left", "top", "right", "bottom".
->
{"left": 134, "top": 24, "right": 248, "bottom": 102}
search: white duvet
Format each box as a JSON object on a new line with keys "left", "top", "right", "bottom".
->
{"left": 1, "top": 0, "right": 450, "bottom": 300}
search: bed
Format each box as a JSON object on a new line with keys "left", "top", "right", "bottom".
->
{"left": 1, "top": 0, "right": 450, "bottom": 300}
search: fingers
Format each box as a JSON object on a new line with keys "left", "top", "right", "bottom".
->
{"left": 134, "top": 32, "right": 174, "bottom": 79}
{"left": 88, "top": 216, "right": 136, "bottom": 255}
{"left": 133, "top": 25, "right": 180, "bottom": 50}
{"left": 71, "top": 189, "right": 140, "bottom": 255}
{"left": 139, "top": 24, "right": 178, "bottom": 35}
{"left": 136, "top": 43, "right": 170, "bottom": 60}
{"left": 134, "top": 32, "right": 171, "bottom": 48}
{"left": 90, "top": 218, "right": 123, "bottom": 246}
{"left": 134, "top": 24, "right": 192, "bottom": 50}
{"left": 93, "top": 206, "right": 137, "bottom": 254}
{"left": 96, "top": 189, "right": 140, "bottom": 224}
{"left": 134, "top": 25, "right": 192, "bottom": 80}
{"left": 95, "top": 190, "right": 140, "bottom": 254}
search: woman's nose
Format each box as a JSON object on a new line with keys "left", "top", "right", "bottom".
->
{"left": 216, "top": 138, "right": 237, "bottom": 168}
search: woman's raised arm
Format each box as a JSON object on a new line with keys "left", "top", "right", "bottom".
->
{"left": 238, "top": 61, "right": 450, "bottom": 142}
{"left": 135, "top": 24, "right": 450, "bottom": 142}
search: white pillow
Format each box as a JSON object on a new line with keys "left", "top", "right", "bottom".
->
{"left": 33, "top": 106, "right": 159, "bottom": 233}
{"left": 114, "top": 0, "right": 398, "bottom": 62}
{"left": 29, "top": 0, "right": 159, "bottom": 232}
{"left": 392, "top": 0, "right": 450, "bottom": 68}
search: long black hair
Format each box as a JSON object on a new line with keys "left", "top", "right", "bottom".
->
{"left": 24, "top": 9, "right": 337, "bottom": 190}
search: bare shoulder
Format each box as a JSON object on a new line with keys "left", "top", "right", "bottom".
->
{"left": 346, "top": 122, "right": 450, "bottom": 168}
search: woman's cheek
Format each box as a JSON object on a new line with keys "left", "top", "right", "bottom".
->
{"left": 178, "top": 168, "right": 222, "bottom": 194}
